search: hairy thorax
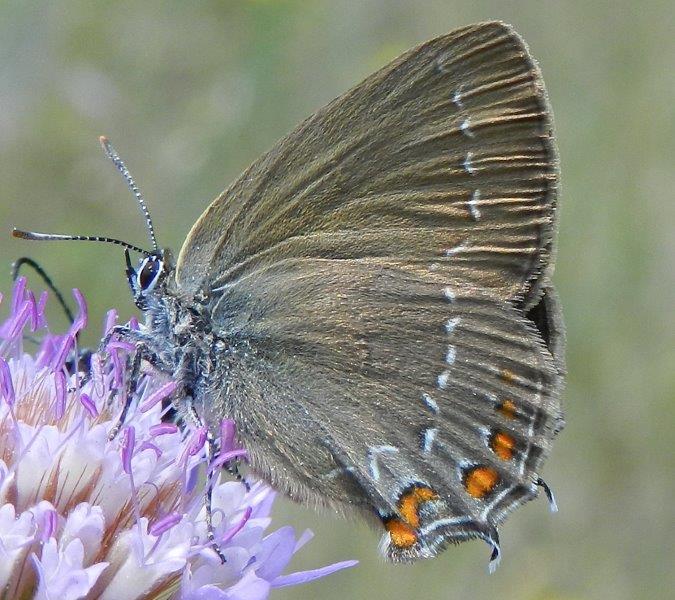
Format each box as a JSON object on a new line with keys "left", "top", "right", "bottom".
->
{"left": 143, "top": 284, "right": 226, "bottom": 421}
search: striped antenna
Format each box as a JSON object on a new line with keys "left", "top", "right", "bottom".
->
{"left": 12, "top": 229, "right": 149, "bottom": 256}
{"left": 99, "top": 136, "right": 158, "bottom": 251}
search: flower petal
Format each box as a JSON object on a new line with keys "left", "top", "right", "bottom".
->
{"left": 271, "top": 559, "right": 359, "bottom": 588}
{"left": 61, "top": 503, "right": 105, "bottom": 563}
{"left": 33, "top": 538, "right": 109, "bottom": 600}
{"left": 253, "top": 526, "right": 296, "bottom": 581}
{"left": 68, "top": 289, "right": 88, "bottom": 336}
{"left": 225, "top": 571, "right": 271, "bottom": 600}
{"left": 139, "top": 380, "right": 178, "bottom": 413}
{"left": 0, "top": 358, "right": 15, "bottom": 406}
{"left": 0, "top": 503, "right": 36, "bottom": 589}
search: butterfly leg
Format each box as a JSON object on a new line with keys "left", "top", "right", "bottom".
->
{"left": 12, "top": 258, "right": 93, "bottom": 380}
{"left": 204, "top": 429, "right": 228, "bottom": 563}
{"left": 96, "top": 325, "right": 164, "bottom": 434}
{"left": 12, "top": 256, "right": 75, "bottom": 324}
{"left": 223, "top": 459, "right": 249, "bottom": 491}
{"left": 181, "top": 395, "right": 229, "bottom": 563}
{"left": 183, "top": 398, "right": 228, "bottom": 562}
{"left": 97, "top": 324, "right": 155, "bottom": 355}
{"left": 107, "top": 342, "right": 158, "bottom": 440}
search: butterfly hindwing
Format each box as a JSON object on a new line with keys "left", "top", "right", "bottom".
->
{"left": 199, "top": 259, "right": 563, "bottom": 562}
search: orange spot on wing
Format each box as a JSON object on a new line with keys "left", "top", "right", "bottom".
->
{"left": 464, "top": 466, "right": 500, "bottom": 498}
{"left": 399, "top": 496, "right": 419, "bottom": 528}
{"left": 491, "top": 431, "right": 516, "bottom": 461}
{"left": 398, "top": 486, "right": 439, "bottom": 528}
{"left": 383, "top": 485, "right": 440, "bottom": 547}
{"left": 500, "top": 369, "right": 517, "bottom": 383}
{"left": 498, "top": 399, "right": 517, "bottom": 420}
{"left": 414, "top": 487, "right": 438, "bottom": 502}
{"left": 385, "top": 518, "right": 418, "bottom": 548}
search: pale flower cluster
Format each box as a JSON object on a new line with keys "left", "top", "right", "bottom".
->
{"left": 0, "top": 278, "right": 356, "bottom": 599}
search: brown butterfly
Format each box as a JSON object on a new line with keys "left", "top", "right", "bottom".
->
{"left": 15, "top": 21, "right": 564, "bottom": 571}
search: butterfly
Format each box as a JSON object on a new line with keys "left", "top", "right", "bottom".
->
{"left": 15, "top": 21, "right": 564, "bottom": 571}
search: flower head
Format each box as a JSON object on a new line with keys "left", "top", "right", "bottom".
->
{"left": 0, "top": 278, "right": 356, "bottom": 599}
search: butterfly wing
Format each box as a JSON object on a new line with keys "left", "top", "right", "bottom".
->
{"left": 175, "top": 21, "right": 558, "bottom": 312}
{"left": 197, "top": 259, "right": 563, "bottom": 565}
{"left": 176, "top": 21, "right": 564, "bottom": 564}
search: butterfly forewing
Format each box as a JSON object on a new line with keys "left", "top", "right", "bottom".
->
{"left": 176, "top": 21, "right": 558, "bottom": 311}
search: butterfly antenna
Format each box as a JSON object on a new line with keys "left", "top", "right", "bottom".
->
{"left": 99, "top": 136, "right": 159, "bottom": 252}
{"left": 12, "top": 229, "right": 149, "bottom": 256}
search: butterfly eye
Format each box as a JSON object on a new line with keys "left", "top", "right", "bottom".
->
{"left": 137, "top": 256, "right": 162, "bottom": 292}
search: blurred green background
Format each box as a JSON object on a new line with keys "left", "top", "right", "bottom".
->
{"left": 1, "top": 1, "right": 673, "bottom": 599}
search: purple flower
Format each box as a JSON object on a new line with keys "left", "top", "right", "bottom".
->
{"left": 0, "top": 278, "right": 357, "bottom": 599}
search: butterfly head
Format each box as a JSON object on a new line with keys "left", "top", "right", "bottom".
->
{"left": 126, "top": 248, "right": 175, "bottom": 310}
